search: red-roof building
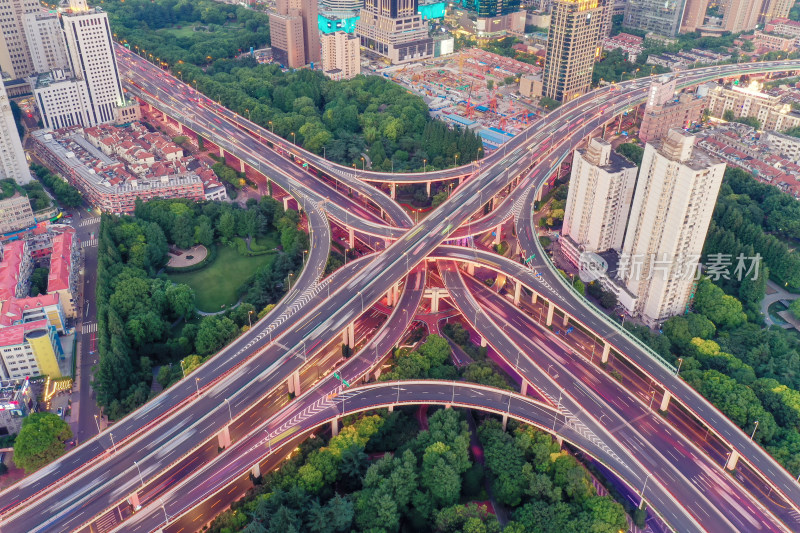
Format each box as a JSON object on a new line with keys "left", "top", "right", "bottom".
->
{"left": 0, "top": 241, "right": 31, "bottom": 303}
{"left": 47, "top": 230, "right": 78, "bottom": 318}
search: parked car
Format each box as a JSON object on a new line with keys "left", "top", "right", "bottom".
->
{"left": 56, "top": 407, "right": 63, "bottom": 417}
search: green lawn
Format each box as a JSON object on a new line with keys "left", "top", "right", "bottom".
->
{"left": 168, "top": 244, "right": 275, "bottom": 312}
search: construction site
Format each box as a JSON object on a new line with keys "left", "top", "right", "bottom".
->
{"left": 383, "top": 48, "right": 543, "bottom": 149}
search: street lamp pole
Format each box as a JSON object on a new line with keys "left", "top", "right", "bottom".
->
{"left": 248, "top": 310, "right": 254, "bottom": 329}
{"left": 639, "top": 473, "right": 652, "bottom": 509}
{"left": 180, "top": 359, "right": 186, "bottom": 379}
{"left": 94, "top": 414, "right": 101, "bottom": 434}
{"left": 676, "top": 357, "right": 683, "bottom": 376}
{"left": 134, "top": 460, "right": 144, "bottom": 487}
{"left": 224, "top": 398, "right": 233, "bottom": 422}
{"left": 195, "top": 377, "right": 201, "bottom": 398}
{"left": 109, "top": 432, "right": 117, "bottom": 453}
{"left": 750, "top": 420, "right": 759, "bottom": 440}
{"left": 291, "top": 132, "right": 296, "bottom": 144}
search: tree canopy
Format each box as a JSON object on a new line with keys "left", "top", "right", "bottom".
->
{"left": 13, "top": 413, "right": 72, "bottom": 473}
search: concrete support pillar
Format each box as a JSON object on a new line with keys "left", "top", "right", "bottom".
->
{"left": 601, "top": 342, "right": 610, "bottom": 364}
{"left": 546, "top": 301, "right": 554, "bottom": 327}
{"left": 129, "top": 493, "right": 141, "bottom": 510}
{"left": 217, "top": 425, "right": 231, "bottom": 449}
{"left": 386, "top": 288, "right": 394, "bottom": 307}
{"left": 659, "top": 390, "right": 672, "bottom": 412}
{"left": 219, "top": 146, "right": 224, "bottom": 158}
{"left": 431, "top": 291, "right": 439, "bottom": 313}
{"left": 531, "top": 292, "right": 538, "bottom": 305}
{"left": 394, "top": 283, "right": 400, "bottom": 305}
{"left": 331, "top": 418, "right": 339, "bottom": 437}
{"left": 520, "top": 380, "right": 528, "bottom": 396}
{"left": 347, "top": 323, "right": 355, "bottom": 348}
{"left": 390, "top": 183, "right": 396, "bottom": 199}
{"left": 388, "top": 405, "right": 393, "bottom": 412}
{"left": 725, "top": 450, "right": 740, "bottom": 470}
{"left": 283, "top": 196, "right": 290, "bottom": 210}
{"left": 480, "top": 336, "right": 487, "bottom": 347}
{"left": 556, "top": 436, "right": 563, "bottom": 447}
{"left": 467, "top": 262, "right": 475, "bottom": 276}
{"left": 348, "top": 228, "right": 355, "bottom": 249}
{"left": 514, "top": 282, "right": 522, "bottom": 306}
{"left": 494, "top": 224, "right": 502, "bottom": 246}
{"left": 562, "top": 313, "right": 570, "bottom": 327}
{"left": 426, "top": 181, "right": 431, "bottom": 196}
{"left": 535, "top": 187, "right": 543, "bottom": 203}
{"left": 502, "top": 413, "right": 508, "bottom": 431}
{"left": 240, "top": 159, "right": 246, "bottom": 173}
{"left": 373, "top": 367, "right": 382, "bottom": 381}
{"left": 290, "top": 371, "right": 300, "bottom": 396}
{"left": 251, "top": 463, "right": 261, "bottom": 477}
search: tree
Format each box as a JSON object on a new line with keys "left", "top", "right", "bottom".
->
{"left": 167, "top": 283, "right": 195, "bottom": 319}
{"left": 791, "top": 299, "right": 800, "bottom": 320}
{"left": 693, "top": 278, "right": 746, "bottom": 328}
{"left": 14, "top": 413, "right": 72, "bottom": 473}
{"left": 29, "top": 267, "right": 49, "bottom": 296}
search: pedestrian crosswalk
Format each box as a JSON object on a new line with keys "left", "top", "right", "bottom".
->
{"left": 81, "top": 238, "right": 98, "bottom": 248}
{"left": 79, "top": 217, "right": 101, "bottom": 227}
{"left": 82, "top": 323, "right": 97, "bottom": 334}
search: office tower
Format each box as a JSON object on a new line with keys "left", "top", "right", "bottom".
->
{"left": 620, "top": 129, "right": 726, "bottom": 326}
{"left": 721, "top": 0, "right": 761, "bottom": 33}
{"left": 322, "top": 31, "right": 361, "bottom": 80}
{"left": 639, "top": 75, "right": 706, "bottom": 142}
{"left": 456, "top": 0, "right": 521, "bottom": 17}
{"left": 563, "top": 138, "right": 638, "bottom": 258}
{"left": 762, "top": 0, "right": 793, "bottom": 22}
{"left": 623, "top": 0, "right": 687, "bottom": 37}
{"left": 542, "top": 0, "right": 603, "bottom": 103}
{"left": 321, "top": 0, "right": 364, "bottom": 11}
{"left": 680, "top": 0, "right": 709, "bottom": 33}
{"left": 22, "top": 12, "right": 70, "bottom": 74}
{"left": 34, "top": 69, "right": 92, "bottom": 130}
{"left": 356, "top": 0, "right": 433, "bottom": 64}
{"left": 270, "top": 14, "right": 307, "bottom": 67}
{"left": 270, "top": 0, "right": 320, "bottom": 68}
{"left": 0, "top": 79, "right": 30, "bottom": 184}
{"left": 60, "top": 1, "right": 125, "bottom": 125}
{"left": 0, "top": 0, "right": 41, "bottom": 78}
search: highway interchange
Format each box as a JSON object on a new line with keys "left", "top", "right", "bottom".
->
{"left": 3, "top": 51, "right": 800, "bottom": 533}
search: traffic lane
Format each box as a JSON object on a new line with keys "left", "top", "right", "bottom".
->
{"left": 513, "top": 167, "right": 800, "bottom": 513}
{"left": 120, "top": 380, "right": 630, "bottom": 533}
{"left": 468, "top": 276, "right": 787, "bottom": 533}
{"left": 0, "top": 204, "right": 333, "bottom": 522}
{"left": 438, "top": 260, "right": 705, "bottom": 533}
{"left": 114, "top": 265, "right": 425, "bottom": 532}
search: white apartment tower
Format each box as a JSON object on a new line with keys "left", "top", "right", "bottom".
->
{"left": 620, "top": 129, "right": 726, "bottom": 326}
{"left": 322, "top": 31, "right": 360, "bottom": 80}
{"left": 0, "top": 78, "right": 30, "bottom": 184}
{"left": 563, "top": 138, "right": 638, "bottom": 255}
{"left": 0, "top": 0, "right": 41, "bottom": 78}
{"left": 22, "top": 12, "right": 70, "bottom": 74}
{"left": 61, "top": 2, "right": 124, "bottom": 125}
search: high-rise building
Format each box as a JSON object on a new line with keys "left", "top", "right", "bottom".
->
{"left": 620, "top": 129, "right": 726, "bottom": 326}
{"left": 270, "top": 14, "right": 307, "bottom": 68}
{"left": 61, "top": 2, "right": 125, "bottom": 126}
{"left": 562, "top": 138, "right": 638, "bottom": 261}
{"left": 356, "top": 0, "right": 433, "bottom": 64}
{"left": 598, "top": 0, "right": 615, "bottom": 38}
{"left": 639, "top": 75, "right": 706, "bottom": 143}
{"left": 762, "top": 0, "right": 794, "bottom": 22}
{"left": 0, "top": 79, "right": 30, "bottom": 185}
{"left": 322, "top": 31, "right": 361, "bottom": 80}
{"left": 34, "top": 69, "right": 92, "bottom": 130}
{"left": 542, "top": 0, "right": 603, "bottom": 103}
{"left": 0, "top": 194, "right": 35, "bottom": 234}
{"left": 22, "top": 12, "right": 70, "bottom": 74}
{"left": 454, "top": 0, "right": 521, "bottom": 17}
{"left": 321, "top": 0, "right": 364, "bottom": 12}
{"left": 623, "top": 0, "right": 687, "bottom": 37}
{"left": 721, "top": 0, "right": 761, "bottom": 33}
{"left": 0, "top": 0, "right": 41, "bottom": 78}
{"left": 270, "top": 0, "right": 321, "bottom": 67}
{"left": 680, "top": 0, "right": 709, "bottom": 33}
